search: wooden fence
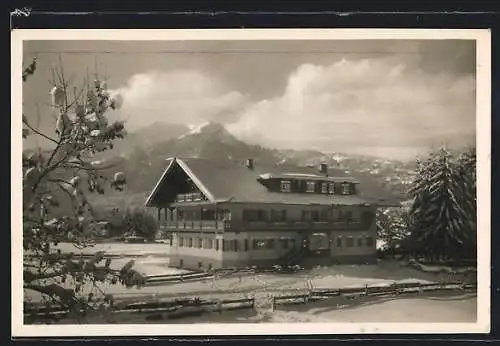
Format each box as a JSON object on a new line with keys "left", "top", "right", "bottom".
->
{"left": 273, "top": 281, "right": 476, "bottom": 306}
{"left": 24, "top": 280, "right": 476, "bottom": 322}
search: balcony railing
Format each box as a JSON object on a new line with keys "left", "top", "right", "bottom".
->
{"left": 164, "top": 220, "right": 227, "bottom": 231}
{"left": 175, "top": 193, "right": 204, "bottom": 203}
{"left": 162, "top": 219, "right": 367, "bottom": 231}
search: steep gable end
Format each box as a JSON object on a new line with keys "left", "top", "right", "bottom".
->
{"left": 145, "top": 158, "right": 215, "bottom": 207}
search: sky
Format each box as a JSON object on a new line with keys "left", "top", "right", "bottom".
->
{"left": 22, "top": 39, "right": 476, "bottom": 160}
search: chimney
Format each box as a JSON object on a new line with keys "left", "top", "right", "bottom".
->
{"left": 246, "top": 158, "right": 254, "bottom": 170}
{"left": 319, "top": 163, "right": 328, "bottom": 175}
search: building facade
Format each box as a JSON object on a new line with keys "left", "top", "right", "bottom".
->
{"left": 145, "top": 157, "right": 401, "bottom": 271}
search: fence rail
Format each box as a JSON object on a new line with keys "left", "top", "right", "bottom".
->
{"left": 24, "top": 280, "right": 476, "bottom": 322}
{"left": 272, "top": 281, "right": 476, "bottom": 305}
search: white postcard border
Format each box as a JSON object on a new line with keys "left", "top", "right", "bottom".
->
{"left": 11, "top": 28, "right": 491, "bottom": 337}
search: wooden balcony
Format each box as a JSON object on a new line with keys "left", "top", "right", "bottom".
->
{"left": 162, "top": 219, "right": 368, "bottom": 232}
{"left": 175, "top": 193, "right": 204, "bottom": 203}
{"left": 163, "top": 220, "right": 227, "bottom": 231}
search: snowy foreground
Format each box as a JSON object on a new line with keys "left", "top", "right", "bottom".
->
{"left": 25, "top": 242, "right": 477, "bottom": 323}
{"left": 113, "top": 291, "right": 477, "bottom": 324}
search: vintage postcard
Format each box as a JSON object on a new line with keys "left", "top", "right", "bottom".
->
{"left": 12, "top": 29, "right": 491, "bottom": 337}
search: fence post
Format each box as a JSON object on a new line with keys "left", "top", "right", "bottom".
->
{"left": 217, "top": 300, "right": 223, "bottom": 315}
{"left": 417, "top": 282, "right": 423, "bottom": 294}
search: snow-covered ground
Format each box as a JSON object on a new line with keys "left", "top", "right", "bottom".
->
{"left": 55, "top": 242, "right": 171, "bottom": 257}
{"left": 86, "top": 291, "right": 477, "bottom": 324}
{"left": 24, "top": 259, "right": 474, "bottom": 305}
{"left": 34, "top": 244, "right": 477, "bottom": 299}
{"left": 53, "top": 242, "right": 184, "bottom": 277}
{"left": 25, "top": 242, "right": 477, "bottom": 324}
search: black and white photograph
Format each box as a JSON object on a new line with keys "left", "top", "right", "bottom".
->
{"left": 12, "top": 29, "right": 490, "bottom": 336}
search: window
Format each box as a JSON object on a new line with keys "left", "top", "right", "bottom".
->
{"left": 346, "top": 237, "right": 354, "bottom": 247}
{"left": 243, "top": 209, "right": 268, "bottom": 222}
{"left": 215, "top": 239, "right": 220, "bottom": 251}
{"left": 311, "top": 210, "right": 320, "bottom": 222}
{"left": 271, "top": 209, "right": 287, "bottom": 222}
{"left": 179, "top": 237, "right": 184, "bottom": 247}
{"left": 198, "top": 238, "right": 203, "bottom": 249}
{"left": 257, "top": 209, "right": 267, "bottom": 221}
{"left": 342, "top": 183, "right": 352, "bottom": 195}
{"left": 206, "top": 238, "right": 213, "bottom": 249}
{"left": 320, "top": 209, "right": 331, "bottom": 221}
{"left": 329, "top": 183, "right": 336, "bottom": 194}
{"left": 306, "top": 181, "right": 316, "bottom": 193}
{"left": 280, "top": 180, "right": 292, "bottom": 192}
{"left": 243, "top": 209, "right": 258, "bottom": 222}
{"left": 341, "top": 210, "right": 354, "bottom": 222}
{"left": 301, "top": 210, "right": 310, "bottom": 222}
{"left": 188, "top": 237, "right": 193, "bottom": 247}
{"left": 336, "top": 237, "right": 342, "bottom": 248}
{"left": 244, "top": 239, "right": 249, "bottom": 252}
{"left": 321, "top": 182, "right": 328, "bottom": 194}
{"left": 357, "top": 237, "right": 364, "bottom": 247}
{"left": 222, "top": 240, "right": 238, "bottom": 252}
{"left": 365, "top": 236, "right": 374, "bottom": 247}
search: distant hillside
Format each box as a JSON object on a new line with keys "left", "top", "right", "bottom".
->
{"left": 95, "top": 121, "right": 190, "bottom": 160}
{"left": 24, "top": 121, "right": 417, "bottom": 210}
{"left": 84, "top": 121, "right": 416, "bottom": 209}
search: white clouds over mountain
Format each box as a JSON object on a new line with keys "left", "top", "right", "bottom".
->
{"left": 226, "top": 56, "right": 475, "bottom": 159}
{"left": 110, "top": 69, "right": 250, "bottom": 128}
{"left": 110, "top": 55, "right": 475, "bottom": 160}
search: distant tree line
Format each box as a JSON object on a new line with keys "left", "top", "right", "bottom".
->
{"left": 101, "top": 208, "right": 158, "bottom": 241}
{"left": 377, "top": 146, "right": 476, "bottom": 262}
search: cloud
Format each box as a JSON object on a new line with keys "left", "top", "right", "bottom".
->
{"left": 226, "top": 55, "right": 476, "bottom": 159}
{"left": 109, "top": 69, "right": 250, "bottom": 129}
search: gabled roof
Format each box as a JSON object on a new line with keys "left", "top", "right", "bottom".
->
{"left": 145, "top": 157, "right": 404, "bottom": 207}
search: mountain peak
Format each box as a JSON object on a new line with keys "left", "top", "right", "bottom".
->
{"left": 179, "top": 121, "right": 231, "bottom": 139}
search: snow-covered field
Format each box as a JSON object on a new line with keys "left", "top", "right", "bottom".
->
{"left": 25, "top": 242, "right": 477, "bottom": 324}
{"left": 56, "top": 242, "right": 172, "bottom": 257}
{"left": 54, "top": 242, "right": 185, "bottom": 277}
{"left": 83, "top": 291, "right": 477, "bottom": 324}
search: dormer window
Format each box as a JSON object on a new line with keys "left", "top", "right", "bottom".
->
{"left": 321, "top": 182, "right": 328, "bottom": 194}
{"left": 342, "top": 182, "right": 352, "bottom": 195}
{"left": 306, "top": 181, "right": 316, "bottom": 193}
{"left": 280, "top": 180, "right": 291, "bottom": 193}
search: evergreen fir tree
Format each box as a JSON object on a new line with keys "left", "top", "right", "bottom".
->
{"left": 408, "top": 147, "right": 477, "bottom": 260}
